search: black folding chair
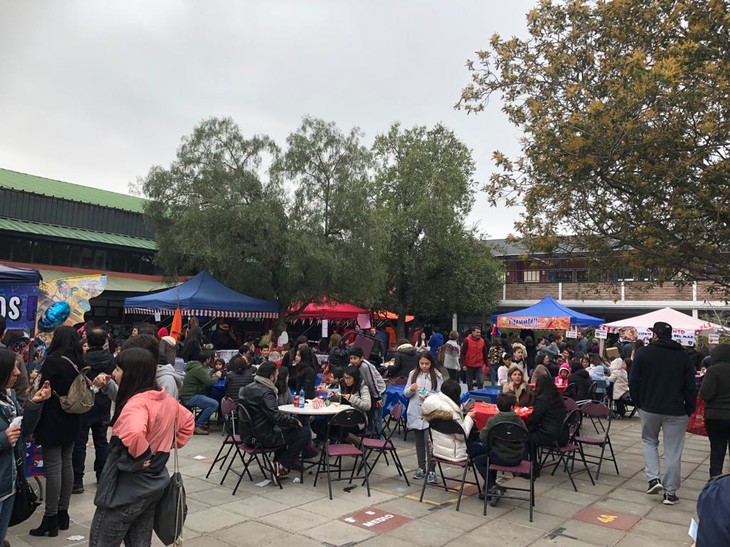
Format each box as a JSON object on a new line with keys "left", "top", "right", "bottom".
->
{"left": 222, "top": 404, "right": 283, "bottom": 494}
{"left": 313, "top": 408, "right": 371, "bottom": 500}
{"left": 538, "top": 408, "right": 595, "bottom": 492}
{"left": 419, "top": 418, "right": 482, "bottom": 512}
{"left": 576, "top": 401, "right": 619, "bottom": 479}
{"left": 360, "top": 406, "right": 410, "bottom": 486}
{"left": 480, "top": 422, "right": 535, "bottom": 521}
{"left": 205, "top": 396, "right": 239, "bottom": 479}
{"left": 563, "top": 383, "right": 577, "bottom": 399}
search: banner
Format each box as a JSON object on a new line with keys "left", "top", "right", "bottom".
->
{"left": 36, "top": 274, "right": 107, "bottom": 342}
{"left": 496, "top": 315, "right": 570, "bottom": 330}
{"left": 0, "top": 284, "right": 38, "bottom": 331}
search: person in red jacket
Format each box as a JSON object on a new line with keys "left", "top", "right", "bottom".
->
{"left": 460, "top": 326, "right": 490, "bottom": 390}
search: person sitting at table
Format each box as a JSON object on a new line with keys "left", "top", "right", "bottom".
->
{"left": 502, "top": 365, "right": 533, "bottom": 407}
{"left": 227, "top": 356, "right": 254, "bottom": 401}
{"left": 568, "top": 358, "right": 592, "bottom": 400}
{"left": 421, "top": 378, "right": 476, "bottom": 466}
{"left": 555, "top": 363, "right": 571, "bottom": 389}
{"left": 527, "top": 376, "right": 568, "bottom": 471}
{"left": 529, "top": 363, "right": 551, "bottom": 385}
{"left": 497, "top": 351, "right": 512, "bottom": 386}
{"left": 326, "top": 366, "right": 371, "bottom": 445}
{"left": 384, "top": 340, "right": 420, "bottom": 380}
{"left": 239, "top": 362, "right": 310, "bottom": 478}
{"left": 275, "top": 366, "right": 294, "bottom": 406}
{"left": 404, "top": 352, "right": 443, "bottom": 483}
{"left": 293, "top": 347, "right": 319, "bottom": 400}
{"left": 478, "top": 392, "right": 529, "bottom": 505}
{"left": 180, "top": 349, "right": 222, "bottom": 435}
{"left": 210, "top": 358, "right": 228, "bottom": 379}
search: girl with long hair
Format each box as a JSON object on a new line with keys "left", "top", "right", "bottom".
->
{"left": 526, "top": 375, "right": 568, "bottom": 465}
{"left": 89, "top": 348, "right": 194, "bottom": 546}
{"left": 295, "top": 347, "right": 319, "bottom": 400}
{"left": 404, "top": 352, "right": 443, "bottom": 483}
{"left": 0, "top": 349, "right": 51, "bottom": 544}
{"left": 30, "top": 325, "right": 86, "bottom": 537}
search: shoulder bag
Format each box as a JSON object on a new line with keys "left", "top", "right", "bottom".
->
{"left": 9, "top": 449, "right": 40, "bottom": 526}
{"left": 153, "top": 415, "right": 187, "bottom": 545}
{"left": 54, "top": 356, "right": 95, "bottom": 414}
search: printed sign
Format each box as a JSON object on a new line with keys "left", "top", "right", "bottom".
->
{"left": 0, "top": 284, "right": 38, "bottom": 331}
{"left": 708, "top": 333, "right": 720, "bottom": 344}
{"left": 496, "top": 316, "right": 570, "bottom": 330}
{"left": 594, "top": 328, "right": 608, "bottom": 339}
{"left": 565, "top": 327, "right": 578, "bottom": 339}
{"left": 321, "top": 319, "right": 329, "bottom": 339}
{"left": 340, "top": 508, "right": 411, "bottom": 533}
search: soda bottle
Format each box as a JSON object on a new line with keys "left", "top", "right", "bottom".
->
{"left": 324, "top": 393, "right": 330, "bottom": 407}
{"left": 299, "top": 388, "right": 306, "bottom": 408}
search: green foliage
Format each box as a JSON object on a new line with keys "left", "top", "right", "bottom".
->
{"left": 371, "top": 123, "right": 503, "bottom": 335}
{"left": 459, "top": 0, "right": 730, "bottom": 296}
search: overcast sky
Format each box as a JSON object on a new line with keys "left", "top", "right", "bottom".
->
{"left": 0, "top": 0, "right": 536, "bottom": 238}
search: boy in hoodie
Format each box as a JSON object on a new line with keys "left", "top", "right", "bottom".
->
{"left": 478, "top": 392, "right": 528, "bottom": 505}
{"left": 157, "top": 335, "right": 185, "bottom": 399}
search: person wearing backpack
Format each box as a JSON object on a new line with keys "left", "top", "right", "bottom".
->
{"left": 30, "top": 326, "right": 86, "bottom": 537}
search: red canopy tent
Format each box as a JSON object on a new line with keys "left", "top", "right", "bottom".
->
{"left": 291, "top": 300, "right": 369, "bottom": 320}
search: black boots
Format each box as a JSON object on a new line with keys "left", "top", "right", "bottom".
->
{"left": 57, "top": 509, "right": 70, "bottom": 530}
{"left": 29, "top": 515, "right": 59, "bottom": 537}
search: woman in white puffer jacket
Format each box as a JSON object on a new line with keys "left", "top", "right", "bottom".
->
{"left": 421, "top": 379, "right": 475, "bottom": 463}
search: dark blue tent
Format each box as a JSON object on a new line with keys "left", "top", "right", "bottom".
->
{"left": 123, "top": 271, "right": 279, "bottom": 319}
{"left": 495, "top": 296, "right": 604, "bottom": 328}
{"left": 0, "top": 264, "right": 42, "bottom": 285}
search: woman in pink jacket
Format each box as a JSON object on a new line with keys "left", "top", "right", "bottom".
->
{"left": 89, "top": 348, "right": 194, "bottom": 547}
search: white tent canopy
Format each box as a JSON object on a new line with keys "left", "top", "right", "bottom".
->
{"left": 601, "top": 307, "right": 726, "bottom": 346}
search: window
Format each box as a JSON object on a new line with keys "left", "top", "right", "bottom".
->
{"left": 13, "top": 239, "right": 32, "bottom": 262}
{"left": 556, "top": 269, "right": 574, "bottom": 282}
{"left": 80, "top": 247, "right": 94, "bottom": 269}
{"left": 93, "top": 249, "right": 107, "bottom": 270}
{"left": 32, "top": 241, "right": 53, "bottom": 264}
{"left": 109, "top": 252, "right": 126, "bottom": 272}
{"left": 68, "top": 245, "right": 82, "bottom": 268}
{"left": 126, "top": 253, "right": 141, "bottom": 274}
{"left": 523, "top": 270, "right": 540, "bottom": 283}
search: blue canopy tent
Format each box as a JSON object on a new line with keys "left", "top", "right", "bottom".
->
{"left": 494, "top": 296, "right": 604, "bottom": 329}
{"left": 0, "top": 264, "right": 42, "bottom": 285}
{"left": 0, "top": 264, "right": 42, "bottom": 330}
{"left": 123, "top": 271, "right": 279, "bottom": 319}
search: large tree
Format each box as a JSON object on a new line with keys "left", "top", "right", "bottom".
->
{"left": 371, "top": 123, "right": 503, "bottom": 338}
{"left": 459, "top": 0, "right": 730, "bottom": 296}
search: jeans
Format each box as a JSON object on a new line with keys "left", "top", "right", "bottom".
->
{"left": 705, "top": 418, "right": 730, "bottom": 478}
{"left": 43, "top": 442, "right": 74, "bottom": 516}
{"left": 490, "top": 366, "right": 498, "bottom": 386}
{"left": 445, "top": 368, "right": 460, "bottom": 382}
{"left": 89, "top": 489, "right": 163, "bottom": 546}
{"left": 73, "top": 421, "right": 110, "bottom": 485}
{"left": 640, "top": 410, "right": 689, "bottom": 495}
{"left": 465, "top": 367, "right": 483, "bottom": 390}
{"left": 184, "top": 394, "right": 219, "bottom": 427}
{"left": 0, "top": 493, "right": 14, "bottom": 545}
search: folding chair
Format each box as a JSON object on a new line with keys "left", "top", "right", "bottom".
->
{"left": 538, "top": 408, "right": 595, "bottom": 492}
{"left": 563, "top": 397, "right": 578, "bottom": 414}
{"left": 360, "top": 406, "right": 410, "bottom": 486}
{"left": 222, "top": 404, "right": 283, "bottom": 494}
{"left": 563, "top": 383, "right": 577, "bottom": 399}
{"left": 480, "top": 422, "right": 535, "bottom": 521}
{"left": 205, "top": 397, "right": 239, "bottom": 479}
{"left": 419, "top": 418, "right": 482, "bottom": 512}
{"left": 576, "top": 401, "right": 619, "bottom": 480}
{"left": 313, "top": 408, "right": 371, "bottom": 500}
{"left": 384, "top": 401, "right": 409, "bottom": 441}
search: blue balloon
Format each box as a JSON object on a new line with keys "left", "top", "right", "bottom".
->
{"left": 38, "top": 301, "right": 71, "bottom": 332}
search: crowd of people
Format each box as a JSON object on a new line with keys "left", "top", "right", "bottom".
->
{"left": 0, "top": 314, "right": 729, "bottom": 546}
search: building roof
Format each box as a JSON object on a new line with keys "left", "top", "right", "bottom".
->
{"left": 0, "top": 168, "right": 146, "bottom": 213}
{"left": 0, "top": 217, "right": 157, "bottom": 250}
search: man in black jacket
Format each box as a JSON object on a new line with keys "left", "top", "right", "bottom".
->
{"left": 629, "top": 321, "right": 696, "bottom": 506}
{"left": 239, "top": 362, "right": 309, "bottom": 477}
{"left": 72, "top": 327, "right": 116, "bottom": 494}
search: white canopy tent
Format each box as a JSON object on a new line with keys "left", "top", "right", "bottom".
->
{"left": 601, "top": 307, "right": 727, "bottom": 346}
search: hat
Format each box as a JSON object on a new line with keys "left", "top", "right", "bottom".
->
{"left": 157, "top": 327, "right": 169, "bottom": 338}
{"left": 161, "top": 336, "right": 176, "bottom": 347}
{"left": 559, "top": 363, "right": 571, "bottom": 373}
{"left": 649, "top": 321, "right": 673, "bottom": 338}
{"left": 710, "top": 343, "right": 730, "bottom": 365}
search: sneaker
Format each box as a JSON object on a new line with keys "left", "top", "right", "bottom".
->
{"left": 663, "top": 493, "right": 679, "bottom": 505}
{"left": 646, "top": 479, "right": 663, "bottom": 494}
{"left": 427, "top": 472, "right": 438, "bottom": 484}
{"left": 412, "top": 468, "right": 425, "bottom": 480}
{"left": 194, "top": 426, "right": 209, "bottom": 435}
{"left": 71, "top": 484, "right": 84, "bottom": 494}
{"left": 487, "top": 485, "right": 504, "bottom": 507}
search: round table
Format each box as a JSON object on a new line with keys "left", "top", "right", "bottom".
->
{"left": 278, "top": 402, "right": 349, "bottom": 416}
{"left": 471, "top": 402, "right": 533, "bottom": 430}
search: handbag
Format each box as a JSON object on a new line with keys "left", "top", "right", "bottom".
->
{"left": 687, "top": 396, "right": 707, "bottom": 436}
{"left": 153, "top": 416, "right": 187, "bottom": 546}
{"left": 9, "top": 454, "right": 40, "bottom": 527}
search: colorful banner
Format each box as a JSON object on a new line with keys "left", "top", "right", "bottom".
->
{"left": 496, "top": 315, "right": 571, "bottom": 330}
{"left": 36, "top": 274, "right": 107, "bottom": 342}
{"left": 0, "top": 284, "right": 38, "bottom": 331}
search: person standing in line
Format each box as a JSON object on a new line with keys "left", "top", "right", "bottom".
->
{"left": 460, "top": 326, "right": 489, "bottom": 391}
{"left": 629, "top": 321, "right": 696, "bottom": 505}
{"left": 699, "top": 344, "right": 730, "bottom": 479}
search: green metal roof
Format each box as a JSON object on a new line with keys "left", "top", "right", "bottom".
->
{"left": 0, "top": 168, "right": 147, "bottom": 213}
{"left": 36, "top": 268, "right": 177, "bottom": 293}
{"left": 0, "top": 218, "right": 157, "bottom": 250}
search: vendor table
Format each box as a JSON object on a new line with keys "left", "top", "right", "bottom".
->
{"left": 471, "top": 402, "right": 533, "bottom": 431}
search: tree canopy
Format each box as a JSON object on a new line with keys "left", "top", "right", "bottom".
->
{"left": 459, "top": 0, "right": 730, "bottom": 296}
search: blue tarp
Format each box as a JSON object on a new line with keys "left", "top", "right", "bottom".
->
{"left": 495, "top": 296, "right": 604, "bottom": 327}
{"left": 123, "top": 271, "right": 279, "bottom": 318}
{"left": 0, "top": 264, "right": 42, "bottom": 285}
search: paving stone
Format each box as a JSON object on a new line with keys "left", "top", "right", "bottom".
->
{"left": 212, "top": 520, "right": 289, "bottom": 545}
{"left": 302, "top": 519, "right": 376, "bottom": 544}
{"left": 184, "top": 506, "right": 246, "bottom": 534}
{"left": 457, "top": 520, "right": 545, "bottom": 546}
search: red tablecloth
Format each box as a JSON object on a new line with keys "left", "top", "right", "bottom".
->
{"left": 472, "top": 402, "right": 533, "bottom": 430}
